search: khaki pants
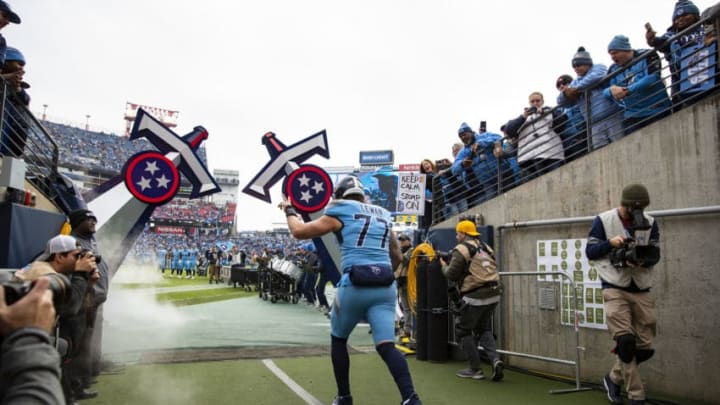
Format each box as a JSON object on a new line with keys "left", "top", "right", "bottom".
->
{"left": 603, "top": 288, "right": 656, "bottom": 400}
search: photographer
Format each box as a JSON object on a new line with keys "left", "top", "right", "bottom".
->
{"left": 439, "top": 220, "right": 504, "bottom": 382}
{"left": 0, "top": 277, "right": 64, "bottom": 404}
{"left": 586, "top": 184, "right": 660, "bottom": 405}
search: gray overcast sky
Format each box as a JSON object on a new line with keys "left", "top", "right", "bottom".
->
{"left": 10, "top": 0, "right": 715, "bottom": 230}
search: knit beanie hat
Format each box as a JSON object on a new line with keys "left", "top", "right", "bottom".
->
{"left": 572, "top": 46, "right": 593, "bottom": 67}
{"left": 608, "top": 35, "right": 632, "bottom": 52}
{"left": 458, "top": 122, "right": 473, "bottom": 136}
{"left": 556, "top": 74, "right": 573, "bottom": 88}
{"left": 673, "top": 0, "right": 700, "bottom": 20}
{"left": 69, "top": 209, "right": 97, "bottom": 229}
{"left": 621, "top": 184, "right": 650, "bottom": 208}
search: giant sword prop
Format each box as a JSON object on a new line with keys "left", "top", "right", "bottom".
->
{"left": 243, "top": 131, "right": 342, "bottom": 283}
{"left": 85, "top": 109, "right": 221, "bottom": 277}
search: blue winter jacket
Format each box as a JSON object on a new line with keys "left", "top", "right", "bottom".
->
{"left": 451, "top": 131, "right": 503, "bottom": 184}
{"left": 558, "top": 63, "right": 621, "bottom": 122}
{"left": 603, "top": 50, "right": 671, "bottom": 119}
{"left": 652, "top": 25, "right": 716, "bottom": 98}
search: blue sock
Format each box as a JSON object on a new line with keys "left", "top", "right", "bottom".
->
{"left": 331, "top": 335, "right": 350, "bottom": 396}
{"left": 376, "top": 342, "right": 415, "bottom": 400}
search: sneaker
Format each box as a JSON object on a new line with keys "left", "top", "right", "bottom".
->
{"left": 331, "top": 395, "right": 353, "bottom": 405}
{"left": 603, "top": 374, "right": 623, "bottom": 405}
{"left": 491, "top": 359, "right": 504, "bottom": 382}
{"left": 456, "top": 368, "right": 485, "bottom": 380}
{"left": 401, "top": 392, "right": 423, "bottom": 405}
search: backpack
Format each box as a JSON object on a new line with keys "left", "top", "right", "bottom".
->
{"left": 455, "top": 239, "right": 502, "bottom": 297}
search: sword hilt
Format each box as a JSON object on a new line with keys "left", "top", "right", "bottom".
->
{"left": 262, "top": 131, "right": 287, "bottom": 158}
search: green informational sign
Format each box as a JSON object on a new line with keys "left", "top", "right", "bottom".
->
{"left": 537, "top": 239, "right": 607, "bottom": 330}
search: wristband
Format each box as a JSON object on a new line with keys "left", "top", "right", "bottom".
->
{"left": 284, "top": 206, "right": 298, "bottom": 217}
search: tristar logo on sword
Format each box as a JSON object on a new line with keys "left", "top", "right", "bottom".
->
{"left": 242, "top": 130, "right": 342, "bottom": 284}
{"left": 123, "top": 108, "right": 221, "bottom": 205}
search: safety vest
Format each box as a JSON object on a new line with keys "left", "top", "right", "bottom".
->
{"left": 593, "top": 208, "right": 655, "bottom": 290}
{"left": 455, "top": 239, "right": 500, "bottom": 294}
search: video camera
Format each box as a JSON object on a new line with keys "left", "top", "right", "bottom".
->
{"left": 2, "top": 272, "right": 71, "bottom": 309}
{"left": 608, "top": 207, "right": 660, "bottom": 268}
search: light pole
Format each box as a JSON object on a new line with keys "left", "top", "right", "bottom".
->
{"left": 85, "top": 114, "right": 91, "bottom": 131}
{"left": 42, "top": 104, "right": 48, "bottom": 120}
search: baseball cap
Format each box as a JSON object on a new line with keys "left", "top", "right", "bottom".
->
{"left": 37, "top": 235, "right": 78, "bottom": 261}
{"left": 0, "top": 1, "right": 20, "bottom": 24}
{"left": 455, "top": 220, "right": 480, "bottom": 236}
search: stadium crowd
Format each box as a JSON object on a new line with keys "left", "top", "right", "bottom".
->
{"left": 40, "top": 121, "right": 208, "bottom": 175}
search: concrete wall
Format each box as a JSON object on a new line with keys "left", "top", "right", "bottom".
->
{"left": 434, "top": 93, "right": 720, "bottom": 402}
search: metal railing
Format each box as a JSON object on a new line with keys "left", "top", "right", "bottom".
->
{"left": 0, "top": 79, "right": 60, "bottom": 201}
{"left": 494, "top": 271, "right": 591, "bottom": 394}
{"left": 428, "top": 6, "right": 719, "bottom": 227}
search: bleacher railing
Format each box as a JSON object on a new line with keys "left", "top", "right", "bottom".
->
{"left": 429, "top": 6, "right": 719, "bottom": 226}
{"left": 0, "top": 79, "right": 60, "bottom": 201}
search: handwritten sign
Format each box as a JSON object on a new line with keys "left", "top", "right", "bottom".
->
{"left": 396, "top": 172, "right": 426, "bottom": 215}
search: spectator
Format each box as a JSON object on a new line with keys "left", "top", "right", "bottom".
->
{"left": 0, "top": 277, "right": 64, "bottom": 404}
{"left": 604, "top": 35, "right": 672, "bottom": 135}
{"left": 0, "top": 0, "right": 20, "bottom": 66}
{"left": 0, "top": 46, "right": 30, "bottom": 158}
{"left": 646, "top": 0, "right": 717, "bottom": 107}
{"left": 451, "top": 122, "right": 503, "bottom": 207}
{"left": 492, "top": 125, "right": 521, "bottom": 192}
{"left": 504, "top": 92, "right": 566, "bottom": 182}
{"left": 558, "top": 46, "right": 624, "bottom": 149}
{"left": 555, "top": 74, "right": 588, "bottom": 162}
{"left": 438, "top": 143, "right": 468, "bottom": 219}
{"left": 419, "top": 159, "right": 437, "bottom": 229}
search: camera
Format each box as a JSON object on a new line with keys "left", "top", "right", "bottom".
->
{"left": 436, "top": 250, "right": 451, "bottom": 262}
{"left": 526, "top": 106, "right": 538, "bottom": 114}
{"left": 2, "top": 272, "right": 71, "bottom": 309}
{"left": 609, "top": 207, "right": 660, "bottom": 268}
{"left": 79, "top": 248, "right": 102, "bottom": 265}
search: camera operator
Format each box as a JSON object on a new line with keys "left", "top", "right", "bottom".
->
{"left": 15, "top": 234, "right": 96, "bottom": 404}
{"left": 0, "top": 277, "right": 64, "bottom": 404}
{"left": 439, "top": 220, "right": 504, "bottom": 382}
{"left": 586, "top": 184, "right": 660, "bottom": 405}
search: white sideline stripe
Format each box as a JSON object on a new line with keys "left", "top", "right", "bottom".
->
{"left": 262, "top": 359, "right": 324, "bottom": 405}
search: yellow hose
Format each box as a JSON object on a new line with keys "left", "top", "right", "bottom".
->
{"left": 407, "top": 242, "right": 436, "bottom": 314}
